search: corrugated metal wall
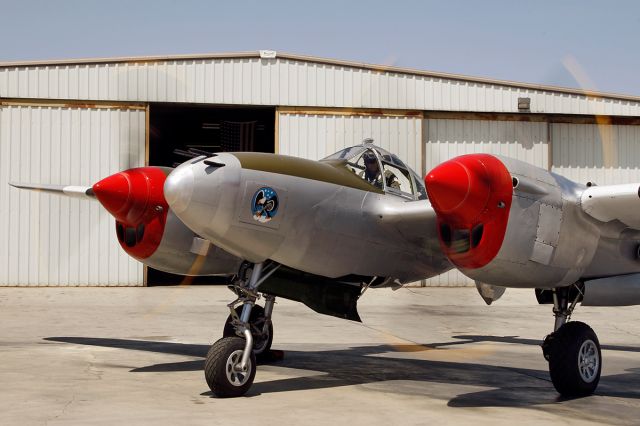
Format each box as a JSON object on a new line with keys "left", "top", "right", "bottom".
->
{"left": 277, "top": 112, "right": 422, "bottom": 172}
{"left": 1, "top": 56, "right": 639, "bottom": 288}
{"left": 424, "top": 118, "right": 550, "bottom": 286}
{"left": 0, "top": 105, "right": 145, "bottom": 286}
{"left": 2, "top": 57, "right": 640, "bottom": 116}
{"left": 551, "top": 123, "right": 640, "bottom": 184}
{"left": 425, "top": 118, "right": 549, "bottom": 171}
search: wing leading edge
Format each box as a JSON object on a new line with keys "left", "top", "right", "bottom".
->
{"left": 581, "top": 183, "right": 640, "bottom": 229}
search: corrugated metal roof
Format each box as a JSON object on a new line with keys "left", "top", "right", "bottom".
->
{"left": 1, "top": 50, "right": 637, "bottom": 103}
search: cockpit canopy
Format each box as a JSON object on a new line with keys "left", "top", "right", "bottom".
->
{"left": 322, "top": 141, "right": 428, "bottom": 200}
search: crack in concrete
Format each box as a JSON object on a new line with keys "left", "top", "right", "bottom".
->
{"left": 44, "top": 393, "right": 76, "bottom": 425}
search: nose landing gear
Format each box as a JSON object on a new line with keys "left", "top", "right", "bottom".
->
{"left": 223, "top": 301, "right": 274, "bottom": 357}
{"left": 204, "top": 261, "right": 280, "bottom": 398}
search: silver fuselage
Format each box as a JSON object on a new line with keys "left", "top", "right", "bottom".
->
{"left": 164, "top": 153, "right": 451, "bottom": 283}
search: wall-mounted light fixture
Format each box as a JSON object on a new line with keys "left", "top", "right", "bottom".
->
{"left": 518, "top": 97, "right": 531, "bottom": 111}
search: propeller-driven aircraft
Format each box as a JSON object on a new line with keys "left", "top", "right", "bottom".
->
{"left": 11, "top": 139, "right": 640, "bottom": 398}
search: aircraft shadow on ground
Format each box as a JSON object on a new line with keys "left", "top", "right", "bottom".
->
{"left": 433, "top": 334, "right": 640, "bottom": 354}
{"left": 44, "top": 336, "right": 640, "bottom": 407}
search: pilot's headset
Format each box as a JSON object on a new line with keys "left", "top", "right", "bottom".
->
{"left": 363, "top": 151, "right": 378, "bottom": 165}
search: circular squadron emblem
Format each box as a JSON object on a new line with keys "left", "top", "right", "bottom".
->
{"left": 251, "top": 187, "right": 279, "bottom": 223}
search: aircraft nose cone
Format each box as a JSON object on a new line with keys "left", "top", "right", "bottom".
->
{"left": 164, "top": 165, "right": 194, "bottom": 214}
{"left": 92, "top": 172, "right": 131, "bottom": 217}
{"left": 424, "top": 154, "right": 514, "bottom": 269}
{"left": 425, "top": 157, "right": 492, "bottom": 225}
{"left": 92, "top": 167, "right": 168, "bottom": 224}
{"left": 425, "top": 161, "right": 471, "bottom": 213}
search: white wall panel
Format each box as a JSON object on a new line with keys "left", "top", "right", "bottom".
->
{"left": 277, "top": 112, "right": 422, "bottom": 173}
{"left": 551, "top": 123, "right": 640, "bottom": 185}
{"left": 425, "top": 118, "right": 549, "bottom": 172}
{"left": 0, "top": 105, "right": 145, "bottom": 286}
{"left": 3, "top": 56, "right": 640, "bottom": 116}
{"left": 424, "top": 118, "right": 549, "bottom": 286}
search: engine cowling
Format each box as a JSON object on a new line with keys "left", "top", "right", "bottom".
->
{"left": 425, "top": 154, "right": 600, "bottom": 289}
{"left": 93, "top": 167, "right": 169, "bottom": 260}
{"left": 92, "top": 167, "right": 241, "bottom": 276}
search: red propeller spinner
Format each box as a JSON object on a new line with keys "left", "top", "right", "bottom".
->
{"left": 92, "top": 167, "right": 169, "bottom": 260}
{"left": 425, "top": 154, "right": 513, "bottom": 269}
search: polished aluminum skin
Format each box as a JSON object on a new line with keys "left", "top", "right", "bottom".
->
{"left": 143, "top": 209, "right": 242, "bottom": 276}
{"left": 164, "top": 147, "right": 451, "bottom": 284}
{"left": 459, "top": 155, "right": 640, "bottom": 289}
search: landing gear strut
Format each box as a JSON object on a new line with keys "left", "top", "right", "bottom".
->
{"left": 541, "top": 284, "right": 602, "bottom": 397}
{"left": 222, "top": 300, "right": 274, "bottom": 356}
{"left": 204, "top": 261, "right": 280, "bottom": 398}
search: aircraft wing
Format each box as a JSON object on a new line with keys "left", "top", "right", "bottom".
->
{"left": 378, "top": 199, "right": 438, "bottom": 226}
{"left": 375, "top": 200, "right": 445, "bottom": 257}
{"left": 581, "top": 183, "right": 640, "bottom": 229}
{"left": 9, "top": 182, "right": 95, "bottom": 199}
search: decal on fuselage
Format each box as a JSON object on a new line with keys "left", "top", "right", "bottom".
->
{"left": 251, "top": 187, "right": 279, "bottom": 223}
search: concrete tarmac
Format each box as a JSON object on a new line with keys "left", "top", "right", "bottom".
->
{"left": 0, "top": 285, "right": 639, "bottom": 425}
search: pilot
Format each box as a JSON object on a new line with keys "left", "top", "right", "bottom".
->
{"left": 361, "top": 151, "right": 401, "bottom": 190}
{"left": 362, "top": 151, "right": 382, "bottom": 187}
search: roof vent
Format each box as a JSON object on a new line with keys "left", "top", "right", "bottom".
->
{"left": 259, "top": 50, "right": 277, "bottom": 59}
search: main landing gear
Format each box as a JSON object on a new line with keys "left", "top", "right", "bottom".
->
{"left": 541, "top": 284, "right": 602, "bottom": 397}
{"left": 204, "top": 261, "right": 280, "bottom": 398}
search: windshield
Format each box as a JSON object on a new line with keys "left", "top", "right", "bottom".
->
{"left": 321, "top": 143, "right": 427, "bottom": 200}
{"left": 321, "top": 145, "right": 368, "bottom": 161}
{"left": 410, "top": 169, "right": 428, "bottom": 200}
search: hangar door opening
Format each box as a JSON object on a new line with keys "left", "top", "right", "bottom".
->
{"left": 147, "top": 104, "right": 275, "bottom": 285}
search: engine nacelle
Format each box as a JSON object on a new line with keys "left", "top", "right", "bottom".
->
{"left": 582, "top": 273, "right": 640, "bottom": 306}
{"left": 93, "top": 167, "right": 241, "bottom": 276}
{"left": 425, "top": 154, "right": 600, "bottom": 289}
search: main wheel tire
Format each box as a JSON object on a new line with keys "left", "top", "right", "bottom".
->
{"left": 223, "top": 305, "right": 273, "bottom": 356}
{"left": 204, "top": 337, "right": 257, "bottom": 398}
{"left": 544, "top": 321, "right": 602, "bottom": 397}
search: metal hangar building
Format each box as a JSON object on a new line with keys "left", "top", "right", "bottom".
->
{"left": 1, "top": 50, "right": 639, "bottom": 286}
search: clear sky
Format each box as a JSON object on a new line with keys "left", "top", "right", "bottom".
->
{"left": 1, "top": 0, "right": 639, "bottom": 96}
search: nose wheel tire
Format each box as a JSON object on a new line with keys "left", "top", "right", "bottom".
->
{"left": 543, "top": 321, "right": 602, "bottom": 397}
{"left": 223, "top": 305, "right": 273, "bottom": 356}
{"left": 205, "top": 337, "right": 257, "bottom": 398}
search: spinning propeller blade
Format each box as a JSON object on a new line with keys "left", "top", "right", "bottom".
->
{"left": 8, "top": 182, "right": 94, "bottom": 199}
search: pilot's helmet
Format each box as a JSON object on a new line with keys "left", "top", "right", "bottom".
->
{"left": 363, "top": 151, "right": 377, "bottom": 165}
